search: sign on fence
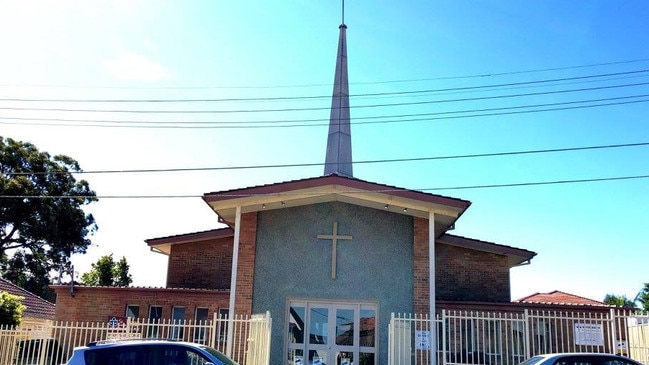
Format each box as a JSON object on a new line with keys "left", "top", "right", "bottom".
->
{"left": 573, "top": 323, "right": 604, "bottom": 346}
{"left": 416, "top": 330, "right": 430, "bottom": 350}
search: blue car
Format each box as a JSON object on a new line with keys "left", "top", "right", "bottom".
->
{"left": 65, "top": 339, "right": 239, "bottom": 365}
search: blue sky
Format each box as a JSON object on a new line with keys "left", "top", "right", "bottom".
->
{"left": 1, "top": 1, "right": 648, "bottom": 303}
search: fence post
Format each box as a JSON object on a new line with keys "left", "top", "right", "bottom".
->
{"left": 610, "top": 308, "right": 617, "bottom": 355}
{"left": 441, "top": 309, "right": 447, "bottom": 365}
{"left": 524, "top": 309, "right": 531, "bottom": 360}
{"left": 209, "top": 312, "right": 218, "bottom": 350}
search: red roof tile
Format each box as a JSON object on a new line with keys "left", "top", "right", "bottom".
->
{"left": 0, "top": 277, "right": 55, "bottom": 319}
{"left": 515, "top": 290, "right": 608, "bottom": 307}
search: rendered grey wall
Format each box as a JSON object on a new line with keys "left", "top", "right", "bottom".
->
{"left": 252, "top": 201, "right": 414, "bottom": 365}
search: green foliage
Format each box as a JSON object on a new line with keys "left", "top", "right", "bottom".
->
{"left": 603, "top": 294, "right": 636, "bottom": 308}
{"left": 81, "top": 254, "right": 133, "bottom": 287}
{"left": 0, "top": 137, "right": 98, "bottom": 300}
{"left": 637, "top": 283, "right": 649, "bottom": 312}
{"left": 0, "top": 291, "right": 26, "bottom": 326}
{"left": 114, "top": 256, "right": 132, "bottom": 287}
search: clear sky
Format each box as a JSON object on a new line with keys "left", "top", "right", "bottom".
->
{"left": 1, "top": 1, "right": 648, "bottom": 303}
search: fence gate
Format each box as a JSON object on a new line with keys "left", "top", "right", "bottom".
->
{"left": 245, "top": 311, "right": 272, "bottom": 365}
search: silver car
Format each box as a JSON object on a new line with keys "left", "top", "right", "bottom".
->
{"left": 65, "top": 339, "right": 239, "bottom": 365}
{"left": 519, "top": 353, "right": 643, "bottom": 365}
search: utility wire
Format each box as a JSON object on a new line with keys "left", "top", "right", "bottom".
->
{"left": 1, "top": 69, "right": 647, "bottom": 103}
{"left": 1, "top": 174, "right": 648, "bottom": 199}
{"left": 5, "top": 141, "right": 649, "bottom": 176}
{"left": 2, "top": 95, "right": 648, "bottom": 129}
{"left": 1, "top": 57, "right": 649, "bottom": 90}
{"left": 1, "top": 80, "right": 647, "bottom": 114}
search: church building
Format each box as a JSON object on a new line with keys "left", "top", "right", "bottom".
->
{"left": 54, "top": 19, "right": 539, "bottom": 365}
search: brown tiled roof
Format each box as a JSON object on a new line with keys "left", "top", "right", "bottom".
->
{"left": 439, "top": 234, "right": 536, "bottom": 267}
{"left": 514, "top": 290, "right": 608, "bottom": 307}
{"left": 203, "top": 173, "right": 472, "bottom": 209}
{"left": 146, "top": 227, "right": 233, "bottom": 246}
{"left": 0, "top": 277, "right": 56, "bottom": 319}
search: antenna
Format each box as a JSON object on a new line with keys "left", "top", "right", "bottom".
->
{"left": 342, "top": 0, "right": 345, "bottom": 25}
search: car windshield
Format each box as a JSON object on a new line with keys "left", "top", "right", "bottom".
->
{"left": 518, "top": 356, "right": 545, "bottom": 365}
{"left": 198, "top": 345, "right": 239, "bottom": 365}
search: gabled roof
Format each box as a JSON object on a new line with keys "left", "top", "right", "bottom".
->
{"left": 146, "top": 227, "right": 234, "bottom": 255}
{"left": 0, "top": 277, "right": 55, "bottom": 319}
{"left": 514, "top": 290, "right": 608, "bottom": 307}
{"left": 145, "top": 226, "right": 535, "bottom": 267}
{"left": 203, "top": 173, "right": 471, "bottom": 237}
{"left": 439, "top": 234, "right": 536, "bottom": 267}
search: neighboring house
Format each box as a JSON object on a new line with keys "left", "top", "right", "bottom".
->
{"left": 515, "top": 290, "right": 609, "bottom": 307}
{"left": 0, "top": 277, "right": 55, "bottom": 326}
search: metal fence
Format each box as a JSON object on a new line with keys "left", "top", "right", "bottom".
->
{"left": 389, "top": 309, "right": 649, "bottom": 365}
{"left": 0, "top": 312, "right": 271, "bottom": 365}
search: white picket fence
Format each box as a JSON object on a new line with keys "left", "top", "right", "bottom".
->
{"left": 3, "top": 309, "right": 648, "bottom": 365}
{"left": 0, "top": 312, "right": 271, "bottom": 365}
{"left": 389, "top": 309, "right": 649, "bottom": 365}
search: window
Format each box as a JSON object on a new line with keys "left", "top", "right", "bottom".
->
{"left": 147, "top": 305, "right": 163, "bottom": 338}
{"left": 149, "top": 305, "right": 163, "bottom": 320}
{"left": 194, "top": 308, "right": 209, "bottom": 342}
{"left": 218, "top": 309, "right": 229, "bottom": 342}
{"left": 125, "top": 305, "right": 139, "bottom": 319}
{"left": 511, "top": 321, "right": 526, "bottom": 363}
{"left": 483, "top": 319, "right": 502, "bottom": 364}
{"left": 533, "top": 320, "right": 551, "bottom": 354}
{"left": 172, "top": 307, "right": 186, "bottom": 340}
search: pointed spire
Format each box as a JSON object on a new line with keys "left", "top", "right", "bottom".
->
{"left": 324, "top": 20, "right": 353, "bottom": 177}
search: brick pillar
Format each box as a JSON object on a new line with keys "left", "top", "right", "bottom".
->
{"left": 413, "top": 217, "right": 430, "bottom": 315}
{"left": 234, "top": 212, "right": 257, "bottom": 315}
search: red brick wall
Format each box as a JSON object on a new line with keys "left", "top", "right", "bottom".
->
{"left": 52, "top": 286, "right": 229, "bottom": 322}
{"left": 413, "top": 217, "right": 430, "bottom": 314}
{"left": 167, "top": 236, "right": 233, "bottom": 289}
{"left": 436, "top": 243, "right": 510, "bottom": 302}
{"left": 413, "top": 217, "right": 511, "bottom": 314}
{"left": 234, "top": 212, "right": 257, "bottom": 315}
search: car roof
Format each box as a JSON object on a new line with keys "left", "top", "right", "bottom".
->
{"left": 537, "top": 353, "right": 627, "bottom": 358}
{"left": 81, "top": 339, "right": 204, "bottom": 349}
{"left": 532, "top": 353, "right": 642, "bottom": 364}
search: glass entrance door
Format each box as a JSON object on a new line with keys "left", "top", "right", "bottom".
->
{"left": 287, "top": 300, "right": 377, "bottom": 365}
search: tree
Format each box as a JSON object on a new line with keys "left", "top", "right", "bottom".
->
{"left": 0, "top": 291, "right": 26, "bottom": 326}
{"left": 0, "top": 137, "right": 97, "bottom": 299}
{"left": 114, "top": 256, "right": 132, "bottom": 287}
{"left": 635, "top": 283, "right": 649, "bottom": 312}
{"left": 81, "top": 254, "right": 133, "bottom": 287}
{"left": 603, "top": 294, "right": 636, "bottom": 308}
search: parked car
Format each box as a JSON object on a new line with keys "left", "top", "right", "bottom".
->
{"left": 519, "top": 353, "right": 643, "bottom": 365}
{"left": 65, "top": 339, "right": 238, "bottom": 365}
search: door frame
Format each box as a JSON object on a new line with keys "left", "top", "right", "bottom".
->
{"left": 285, "top": 298, "right": 379, "bottom": 365}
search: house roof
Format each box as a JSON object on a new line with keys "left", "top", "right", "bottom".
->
{"left": 0, "top": 277, "right": 56, "bottom": 319}
{"left": 439, "top": 234, "right": 536, "bottom": 267}
{"left": 202, "top": 173, "right": 471, "bottom": 237}
{"left": 145, "top": 226, "right": 534, "bottom": 266}
{"left": 146, "top": 227, "right": 233, "bottom": 255}
{"left": 514, "top": 290, "right": 608, "bottom": 307}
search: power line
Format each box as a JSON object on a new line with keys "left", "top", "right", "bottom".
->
{"left": 1, "top": 57, "right": 649, "bottom": 90}
{"left": 2, "top": 94, "right": 648, "bottom": 129}
{"left": 5, "top": 141, "right": 649, "bottom": 176}
{"left": 1, "top": 173, "right": 648, "bottom": 199}
{"left": 2, "top": 69, "right": 648, "bottom": 103}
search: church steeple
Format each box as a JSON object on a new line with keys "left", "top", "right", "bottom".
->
{"left": 324, "top": 18, "right": 353, "bottom": 177}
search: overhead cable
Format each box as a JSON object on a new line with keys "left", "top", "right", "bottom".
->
{"left": 5, "top": 141, "right": 649, "bottom": 176}
{"left": 1, "top": 174, "right": 648, "bottom": 199}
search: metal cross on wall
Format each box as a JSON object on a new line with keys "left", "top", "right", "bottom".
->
{"left": 317, "top": 222, "right": 353, "bottom": 279}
